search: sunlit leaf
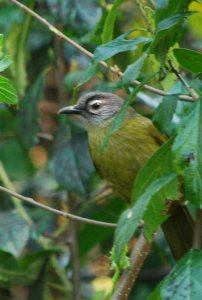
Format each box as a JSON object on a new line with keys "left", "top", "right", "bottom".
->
{"left": 0, "top": 75, "right": 18, "bottom": 105}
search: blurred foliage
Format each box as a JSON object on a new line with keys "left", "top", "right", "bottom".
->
{"left": 0, "top": 0, "right": 202, "bottom": 299}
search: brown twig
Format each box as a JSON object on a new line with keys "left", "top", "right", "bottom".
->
{"left": 192, "top": 209, "right": 202, "bottom": 249}
{"left": 112, "top": 232, "right": 154, "bottom": 300}
{"left": 8, "top": 0, "right": 195, "bottom": 102}
{"left": 0, "top": 185, "right": 117, "bottom": 228}
{"left": 168, "top": 59, "right": 198, "bottom": 100}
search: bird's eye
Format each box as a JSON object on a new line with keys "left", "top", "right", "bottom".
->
{"left": 90, "top": 100, "right": 102, "bottom": 110}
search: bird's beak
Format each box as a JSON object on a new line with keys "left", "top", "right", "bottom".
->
{"left": 58, "top": 105, "right": 82, "bottom": 115}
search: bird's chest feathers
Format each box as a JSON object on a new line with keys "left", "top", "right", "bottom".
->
{"left": 88, "top": 119, "right": 153, "bottom": 199}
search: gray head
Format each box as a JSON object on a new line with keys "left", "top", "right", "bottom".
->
{"left": 58, "top": 92, "right": 125, "bottom": 126}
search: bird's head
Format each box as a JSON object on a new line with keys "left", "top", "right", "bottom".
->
{"left": 58, "top": 92, "right": 125, "bottom": 126}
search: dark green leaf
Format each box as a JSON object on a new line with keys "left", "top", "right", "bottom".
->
{"left": 114, "top": 173, "right": 178, "bottom": 264}
{"left": 148, "top": 249, "right": 202, "bottom": 300}
{"left": 153, "top": 0, "right": 192, "bottom": 64}
{"left": 174, "top": 48, "right": 202, "bottom": 74}
{"left": 153, "top": 95, "right": 178, "bottom": 133}
{"left": 0, "top": 75, "right": 18, "bottom": 105}
{"left": 155, "top": 0, "right": 192, "bottom": 24}
{"left": 17, "top": 73, "right": 44, "bottom": 149}
{"left": 132, "top": 138, "right": 175, "bottom": 201}
{"left": 0, "top": 250, "right": 55, "bottom": 288}
{"left": 79, "top": 197, "right": 125, "bottom": 257}
{"left": 156, "top": 13, "right": 192, "bottom": 32}
{"left": 172, "top": 99, "right": 202, "bottom": 206}
{"left": 0, "top": 210, "right": 30, "bottom": 257}
{"left": 123, "top": 51, "right": 148, "bottom": 83}
{"left": 102, "top": 0, "right": 126, "bottom": 44}
{"left": 114, "top": 139, "right": 178, "bottom": 264}
{"left": 94, "top": 33, "right": 150, "bottom": 62}
{"left": 50, "top": 122, "right": 94, "bottom": 198}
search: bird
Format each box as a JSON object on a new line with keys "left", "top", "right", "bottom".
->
{"left": 58, "top": 92, "right": 193, "bottom": 259}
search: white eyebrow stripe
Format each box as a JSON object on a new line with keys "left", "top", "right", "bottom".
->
{"left": 89, "top": 99, "right": 102, "bottom": 105}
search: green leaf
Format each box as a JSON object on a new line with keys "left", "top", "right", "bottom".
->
{"left": 114, "top": 139, "right": 178, "bottom": 264}
{"left": 132, "top": 138, "right": 175, "bottom": 201}
{"left": 153, "top": 95, "right": 178, "bottom": 133}
{"left": 0, "top": 55, "right": 12, "bottom": 72}
{"left": 0, "top": 210, "right": 30, "bottom": 257}
{"left": 0, "top": 75, "right": 18, "bottom": 105}
{"left": 123, "top": 51, "right": 148, "bottom": 83}
{"left": 172, "top": 99, "right": 202, "bottom": 207}
{"left": 148, "top": 249, "right": 202, "bottom": 300}
{"left": 78, "top": 33, "right": 150, "bottom": 87}
{"left": 50, "top": 122, "right": 94, "bottom": 198}
{"left": 174, "top": 48, "right": 202, "bottom": 74}
{"left": 155, "top": 0, "right": 192, "bottom": 24}
{"left": 17, "top": 73, "right": 44, "bottom": 149}
{"left": 94, "top": 33, "right": 150, "bottom": 62}
{"left": 114, "top": 173, "right": 178, "bottom": 264}
{"left": 156, "top": 13, "right": 192, "bottom": 32}
{"left": 152, "top": 0, "right": 192, "bottom": 64}
{"left": 6, "top": 0, "right": 34, "bottom": 95}
{"left": 0, "top": 250, "right": 55, "bottom": 288}
{"left": 102, "top": 0, "right": 126, "bottom": 44}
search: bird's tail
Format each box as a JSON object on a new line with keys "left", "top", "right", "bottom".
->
{"left": 161, "top": 205, "right": 194, "bottom": 260}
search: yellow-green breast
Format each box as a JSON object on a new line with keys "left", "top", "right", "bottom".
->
{"left": 88, "top": 112, "right": 165, "bottom": 201}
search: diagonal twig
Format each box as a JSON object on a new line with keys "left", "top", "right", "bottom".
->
{"left": 0, "top": 185, "right": 117, "bottom": 228}
{"left": 112, "top": 232, "right": 154, "bottom": 300}
{"left": 168, "top": 59, "right": 198, "bottom": 100}
{"left": 8, "top": 0, "right": 195, "bottom": 102}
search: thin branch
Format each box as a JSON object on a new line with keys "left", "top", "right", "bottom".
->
{"left": 192, "top": 209, "right": 202, "bottom": 249}
{"left": 8, "top": 0, "right": 195, "bottom": 102}
{"left": 112, "top": 232, "right": 154, "bottom": 300}
{"left": 168, "top": 59, "right": 198, "bottom": 100}
{"left": 0, "top": 185, "right": 117, "bottom": 228}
